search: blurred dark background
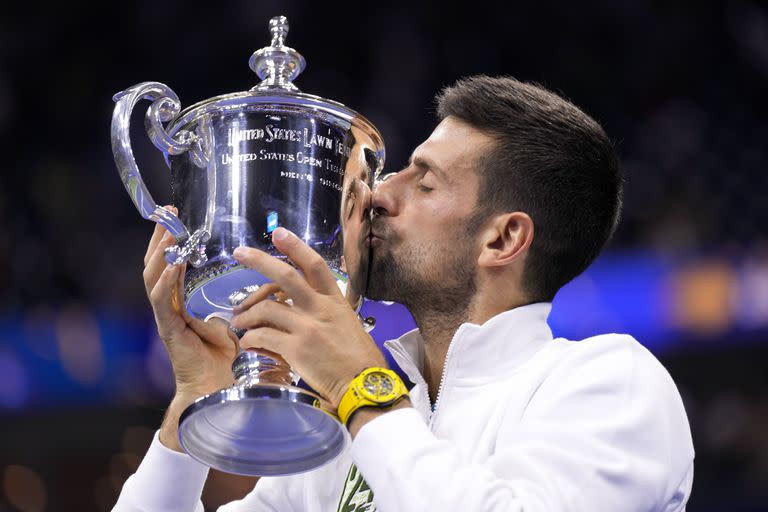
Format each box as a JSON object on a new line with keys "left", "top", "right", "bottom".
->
{"left": 1, "top": 0, "right": 767, "bottom": 510}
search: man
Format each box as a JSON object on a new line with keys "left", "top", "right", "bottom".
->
{"left": 114, "top": 75, "right": 694, "bottom": 511}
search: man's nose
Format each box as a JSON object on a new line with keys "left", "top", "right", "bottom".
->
{"left": 372, "top": 172, "right": 399, "bottom": 217}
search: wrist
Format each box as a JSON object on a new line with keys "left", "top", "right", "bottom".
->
{"left": 158, "top": 394, "right": 197, "bottom": 453}
{"left": 329, "top": 372, "right": 365, "bottom": 409}
{"left": 336, "top": 367, "right": 410, "bottom": 427}
{"left": 159, "top": 414, "right": 183, "bottom": 453}
{"left": 347, "top": 397, "right": 411, "bottom": 439}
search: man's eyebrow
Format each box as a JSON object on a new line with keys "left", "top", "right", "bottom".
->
{"left": 409, "top": 154, "right": 449, "bottom": 181}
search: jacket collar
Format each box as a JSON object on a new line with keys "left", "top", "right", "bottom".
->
{"left": 384, "top": 302, "right": 554, "bottom": 387}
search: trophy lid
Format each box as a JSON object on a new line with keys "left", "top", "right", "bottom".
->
{"left": 249, "top": 16, "right": 306, "bottom": 92}
{"left": 166, "top": 15, "right": 384, "bottom": 165}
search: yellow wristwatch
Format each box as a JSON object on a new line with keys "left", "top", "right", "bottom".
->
{"left": 337, "top": 367, "right": 409, "bottom": 426}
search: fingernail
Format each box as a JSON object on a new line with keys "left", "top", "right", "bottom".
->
{"left": 233, "top": 246, "right": 248, "bottom": 259}
{"left": 229, "top": 314, "right": 240, "bottom": 327}
{"left": 273, "top": 227, "right": 290, "bottom": 242}
{"left": 162, "top": 231, "right": 172, "bottom": 241}
{"left": 204, "top": 312, "right": 228, "bottom": 323}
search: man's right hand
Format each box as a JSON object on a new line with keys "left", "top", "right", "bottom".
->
{"left": 143, "top": 207, "right": 238, "bottom": 451}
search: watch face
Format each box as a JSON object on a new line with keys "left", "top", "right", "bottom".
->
{"left": 362, "top": 372, "right": 394, "bottom": 400}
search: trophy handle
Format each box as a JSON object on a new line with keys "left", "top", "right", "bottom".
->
{"left": 111, "top": 82, "right": 209, "bottom": 267}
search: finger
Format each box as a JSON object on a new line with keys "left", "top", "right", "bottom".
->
{"left": 144, "top": 223, "right": 166, "bottom": 267}
{"left": 144, "top": 206, "right": 178, "bottom": 265}
{"left": 174, "top": 262, "right": 192, "bottom": 323}
{"left": 148, "top": 263, "right": 184, "bottom": 337}
{"left": 247, "top": 347, "right": 290, "bottom": 367}
{"left": 143, "top": 230, "right": 180, "bottom": 297}
{"left": 230, "top": 299, "right": 301, "bottom": 332}
{"left": 232, "top": 246, "right": 315, "bottom": 307}
{"left": 271, "top": 228, "right": 340, "bottom": 295}
{"left": 188, "top": 315, "right": 239, "bottom": 352}
{"left": 232, "top": 282, "right": 283, "bottom": 313}
{"left": 239, "top": 327, "right": 293, "bottom": 355}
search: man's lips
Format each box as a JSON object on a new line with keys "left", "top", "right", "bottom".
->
{"left": 366, "top": 232, "right": 385, "bottom": 248}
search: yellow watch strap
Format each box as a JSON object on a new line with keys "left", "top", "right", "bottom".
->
{"left": 337, "top": 368, "right": 408, "bottom": 426}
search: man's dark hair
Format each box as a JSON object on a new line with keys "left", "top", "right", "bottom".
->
{"left": 436, "top": 75, "right": 623, "bottom": 302}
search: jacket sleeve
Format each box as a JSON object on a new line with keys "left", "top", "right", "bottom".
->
{"left": 350, "top": 337, "right": 695, "bottom": 512}
{"left": 112, "top": 432, "right": 306, "bottom": 512}
{"left": 111, "top": 432, "right": 209, "bottom": 512}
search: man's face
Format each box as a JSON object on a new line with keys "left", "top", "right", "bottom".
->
{"left": 367, "top": 116, "right": 494, "bottom": 314}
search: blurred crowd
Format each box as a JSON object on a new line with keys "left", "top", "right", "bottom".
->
{"left": 1, "top": 1, "right": 767, "bottom": 307}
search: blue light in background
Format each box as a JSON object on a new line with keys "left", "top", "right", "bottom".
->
{"left": 549, "top": 251, "right": 676, "bottom": 351}
{"left": 0, "top": 349, "right": 29, "bottom": 410}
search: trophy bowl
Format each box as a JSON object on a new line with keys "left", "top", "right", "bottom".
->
{"left": 111, "top": 16, "right": 384, "bottom": 475}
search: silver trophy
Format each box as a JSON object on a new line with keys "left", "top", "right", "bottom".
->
{"left": 111, "top": 16, "right": 384, "bottom": 476}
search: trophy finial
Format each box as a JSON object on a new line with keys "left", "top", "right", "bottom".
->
{"left": 269, "top": 16, "right": 289, "bottom": 47}
{"left": 249, "top": 15, "right": 306, "bottom": 92}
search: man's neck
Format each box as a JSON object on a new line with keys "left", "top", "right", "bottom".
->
{"left": 411, "top": 309, "right": 468, "bottom": 405}
{"left": 410, "top": 295, "right": 530, "bottom": 405}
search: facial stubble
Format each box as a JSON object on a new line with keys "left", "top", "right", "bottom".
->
{"left": 366, "top": 218, "right": 478, "bottom": 322}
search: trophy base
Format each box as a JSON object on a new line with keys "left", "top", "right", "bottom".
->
{"left": 178, "top": 383, "right": 346, "bottom": 476}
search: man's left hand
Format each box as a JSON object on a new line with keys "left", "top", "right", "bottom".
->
{"left": 230, "top": 227, "right": 387, "bottom": 410}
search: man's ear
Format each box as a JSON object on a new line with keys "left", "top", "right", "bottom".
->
{"left": 477, "top": 212, "right": 534, "bottom": 268}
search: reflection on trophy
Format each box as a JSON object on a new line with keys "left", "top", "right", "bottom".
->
{"left": 110, "top": 16, "right": 384, "bottom": 476}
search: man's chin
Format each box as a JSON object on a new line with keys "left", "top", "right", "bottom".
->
{"left": 365, "top": 269, "right": 399, "bottom": 303}
{"left": 367, "top": 273, "right": 414, "bottom": 304}
{"left": 366, "top": 248, "right": 412, "bottom": 302}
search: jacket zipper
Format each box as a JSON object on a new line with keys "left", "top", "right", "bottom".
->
{"left": 428, "top": 325, "right": 464, "bottom": 428}
{"left": 386, "top": 343, "right": 432, "bottom": 421}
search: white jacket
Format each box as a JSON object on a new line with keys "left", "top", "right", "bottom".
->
{"left": 114, "top": 303, "right": 694, "bottom": 511}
